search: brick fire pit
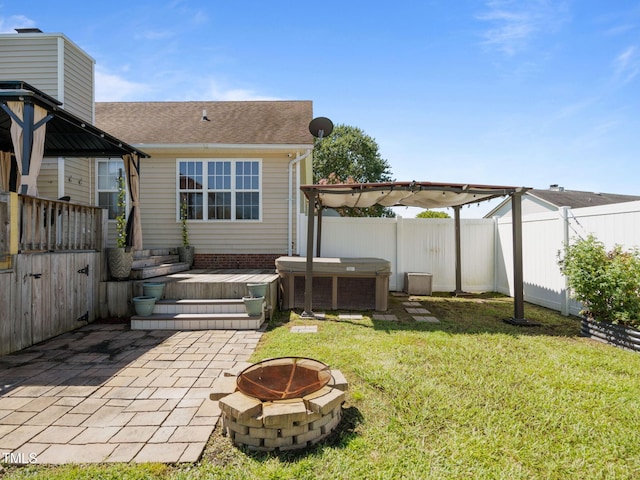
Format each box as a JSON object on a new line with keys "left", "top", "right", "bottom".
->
{"left": 210, "top": 358, "right": 348, "bottom": 452}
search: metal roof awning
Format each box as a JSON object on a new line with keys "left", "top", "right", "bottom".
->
{"left": 0, "top": 81, "right": 148, "bottom": 158}
{"left": 299, "top": 181, "right": 536, "bottom": 326}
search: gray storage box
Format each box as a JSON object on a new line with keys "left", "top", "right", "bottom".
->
{"left": 404, "top": 272, "right": 433, "bottom": 295}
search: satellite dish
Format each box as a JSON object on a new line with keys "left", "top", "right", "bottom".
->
{"left": 309, "top": 117, "right": 333, "bottom": 139}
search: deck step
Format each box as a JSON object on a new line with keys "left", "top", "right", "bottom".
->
{"left": 130, "top": 262, "right": 190, "bottom": 279}
{"left": 132, "top": 255, "right": 180, "bottom": 269}
{"left": 154, "top": 298, "right": 246, "bottom": 315}
{"left": 134, "top": 248, "right": 175, "bottom": 259}
{"left": 131, "top": 312, "right": 265, "bottom": 330}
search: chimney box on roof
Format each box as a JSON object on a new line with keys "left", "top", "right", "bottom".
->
{"left": 15, "top": 28, "right": 43, "bottom": 34}
{"left": 549, "top": 184, "right": 564, "bottom": 192}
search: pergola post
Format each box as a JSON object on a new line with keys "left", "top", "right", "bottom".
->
{"left": 301, "top": 191, "right": 317, "bottom": 317}
{"left": 316, "top": 206, "right": 323, "bottom": 257}
{"left": 504, "top": 190, "right": 539, "bottom": 326}
{"left": 452, "top": 205, "right": 466, "bottom": 296}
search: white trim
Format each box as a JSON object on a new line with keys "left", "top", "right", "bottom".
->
{"left": 137, "top": 143, "right": 313, "bottom": 152}
{"left": 56, "top": 37, "right": 65, "bottom": 106}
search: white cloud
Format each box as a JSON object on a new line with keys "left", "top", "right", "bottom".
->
{"left": 613, "top": 45, "right": 639, "bottom": 84}
{"left": 94, "top": 68, "right": 153, "bottom": 101}
{"left": 477, "top": 0, "right": 569, "bottom": 55}
{"left": 186, "top": 78, "right": 282, "bottom": 101}
{"left": 0, "top": 14, "right": 36, "bottom": 33}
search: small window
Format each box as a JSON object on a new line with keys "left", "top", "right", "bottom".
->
{"left": 97, "top": 159, "right": 126, "bottom": 220}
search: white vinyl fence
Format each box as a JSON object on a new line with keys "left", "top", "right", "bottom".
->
{"left": 298, "top": 200, "right": 640, "bottom": 316}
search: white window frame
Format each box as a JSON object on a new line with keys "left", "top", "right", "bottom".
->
{"left": 176, "top": 158, "right": 262, "bottom": 222}
{"left": 96, "top": 158, "right": 128, "bottom": 221}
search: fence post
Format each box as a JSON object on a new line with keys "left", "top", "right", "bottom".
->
{"left": 559, "top": 206, "right": 570, "bottom": 316}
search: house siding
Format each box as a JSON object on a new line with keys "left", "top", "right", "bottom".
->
{"left": 36, "top": 158, "right": 60, "bottom": 199}
{"left": 61, "top": 41, "right": 94, "bottom": 122}
{"left": 116, "top": 150, "right": 294, "bottom": 257}
{"left": 0, "top": 36, "right": 60, "bottom": 97}
{"left": 0, "top": 32, "right": 94, "bottom": 122}
{"left": 63, "top": 158, "right": 92, "bottom": 204}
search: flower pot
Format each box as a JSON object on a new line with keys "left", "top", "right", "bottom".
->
{"left": 143, "top": 282, "right": 165, "bottom": 300}
{"left": 133, "top": 296, "right": 157, "bottom": 316}
{"left": 243, "top": 296, "right": 264, "bottom": 316}
{"left": 247, "top": 282, "right": 268, "bottom": 298}
{"left": 107, "top": 247, "right": 133, "bottom": 280}
{"left": 178, "top": 245, "right": 195, "bottom": 267}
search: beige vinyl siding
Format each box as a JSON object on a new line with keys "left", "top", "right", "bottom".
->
{"left": 61, "top": 40, "right": 94, "bottom": 122}
{"left": 36, "top": 158, "right": 60, "bottom": 200}
{"left": 0, "top": 36, "right": 60, "bottom": 98}
{"left": 62, "top": 158, "right": 92, "bottom": 205}
{"left": 0, "top": 33, "right": 94, "bottom": 121}
{"left": 136, "top": 150, "right": 293, "bottom": 254}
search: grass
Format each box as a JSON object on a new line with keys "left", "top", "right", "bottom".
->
{"left": 4, "top": 293, "right": 640, "bottom": 479}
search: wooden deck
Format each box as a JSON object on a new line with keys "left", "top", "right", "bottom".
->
{"left": 132, "top": 268, "right": 279, "bottom": 321}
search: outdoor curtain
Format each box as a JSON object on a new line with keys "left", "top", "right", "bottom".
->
{"left": 0, "top": 151, "right": 10, "bottom": 192}
{"left": 123, "top": 153, "right": 143, "bottom": 250}
{"left": 8, "top": 101, "right": 48, "bottom": 196}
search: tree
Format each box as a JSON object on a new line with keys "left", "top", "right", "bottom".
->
{"left": 416, "top": 210, "right": 450, "bottom": 219}
{"left": 313, "top": 124, "right": 394, "bottom": 217}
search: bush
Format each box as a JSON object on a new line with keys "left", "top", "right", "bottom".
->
{"left": 559, "top": 234, "right": 640, "bottom": 327}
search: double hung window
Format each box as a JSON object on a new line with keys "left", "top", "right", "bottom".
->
{"left": 97, "top": 159, "right": 126, "bottom": 220}
{"left": 178, "top": 159, "right": 261, "bottom": 221}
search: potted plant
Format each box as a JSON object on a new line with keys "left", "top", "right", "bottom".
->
{"left": 107, "top": 173, "right": 133, "bottom": 280}
{"left": 177, "top": 199, "right": 195, "bottom": 267}
{"left": 558, "top": 234, "right": 640, "bottom": 351}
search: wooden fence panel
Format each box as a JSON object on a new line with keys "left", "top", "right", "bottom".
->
{"left": 0, "top": 251, "right": 100, "bottom": 356}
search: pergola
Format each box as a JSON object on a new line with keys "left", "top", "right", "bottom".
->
{"left": 300, "top": 181, "right": 535, "bottom": 325}
{"left": 0, "top": 81, "right": 149, "bottom": 249}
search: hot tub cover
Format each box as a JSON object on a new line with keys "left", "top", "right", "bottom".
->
{"left": 276, "top": 256, "right": 391, "bottom": 275}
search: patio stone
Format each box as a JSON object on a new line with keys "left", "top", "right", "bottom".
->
{"left": 372, "top": 314, "right": 398, "bottom": 321}
{"left": 405, "top": 307, "right": 431, "bottom": 314}
{"left": 0, "top": 324, "right": 263, "bottom": 464}
{"left": 414, "top": 316, "right": 440, "bottom": 323}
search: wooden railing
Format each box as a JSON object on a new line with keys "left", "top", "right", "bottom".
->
{"left": 18, "top": 195, "right": 105, "bottom": 252}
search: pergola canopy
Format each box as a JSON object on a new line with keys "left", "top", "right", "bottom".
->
{"left": 299, "top": 181, "right": 534, "bottom": 325}
{"left": 0, "top": 81, "right": 148, "bottom": 158}
{"left": 301, "top": 181, "right": 525, "bottom": 209}
{"left": 0, "top": 81, "right": 148, "bottom": 250}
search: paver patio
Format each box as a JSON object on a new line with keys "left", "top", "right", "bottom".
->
{"left": 0, "top": 322, "right": 261, "bottom": 464}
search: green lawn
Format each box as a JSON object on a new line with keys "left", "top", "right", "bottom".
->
{"left": 5, "top": 293, "right": 640, "bottom": 479}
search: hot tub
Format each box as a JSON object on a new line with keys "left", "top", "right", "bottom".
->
{"left": 275, "top": 257, "right": 391, "bottom": 311}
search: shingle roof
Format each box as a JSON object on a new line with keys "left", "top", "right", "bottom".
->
{"left": 529, "top": 189, "right": 640, "bottom": 209}
{"left": 94, "top": 101, "right": 314, "bottom": 146}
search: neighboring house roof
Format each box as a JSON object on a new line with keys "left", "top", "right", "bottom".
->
{"left": 95, "top": 101, "right": 314, "bottom": 146}
{"left": 484, "top": 186, "right": 640, "bottom": 218}
{"left": 528, "top": 188, "right": 640, "bottom": 209}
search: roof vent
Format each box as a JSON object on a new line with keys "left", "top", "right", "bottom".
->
{"left": 15, "top": 28, "right": 43, "bottom": 34}
{"left": 201, "top": 109, "right": 210, "bottom": 122}
{"left": 549, "top": 184, "right": 564, "bottom": 191}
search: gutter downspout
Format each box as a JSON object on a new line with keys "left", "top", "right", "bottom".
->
{"left": 288, "top": 149, "right": 312, "bottom": 256}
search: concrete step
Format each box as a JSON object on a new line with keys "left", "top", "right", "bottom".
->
{"left": 132, "top": 254, "right": 180, "bottom": 269}
{"left": 130, "top": 262, "right": 191, "bottom": 280}
{"left": 131, "top": 312, "right": 265, "bottom": 330}
{"left": 154, "top": 298, "right": 246, "bottom": 315}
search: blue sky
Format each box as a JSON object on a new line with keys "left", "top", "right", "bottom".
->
{"left": 2, "top": 1, "right": 639, "bottom": 217}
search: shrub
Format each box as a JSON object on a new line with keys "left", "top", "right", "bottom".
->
{"left": 559, "top": 234, "right": 640, "bottom": 327}
{"left": 115, "top": 174, "right": 127, "bottom": 248}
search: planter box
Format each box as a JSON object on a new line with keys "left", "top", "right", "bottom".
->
{"left": 581, "top": 317, "right": 640, "bottom": 352}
